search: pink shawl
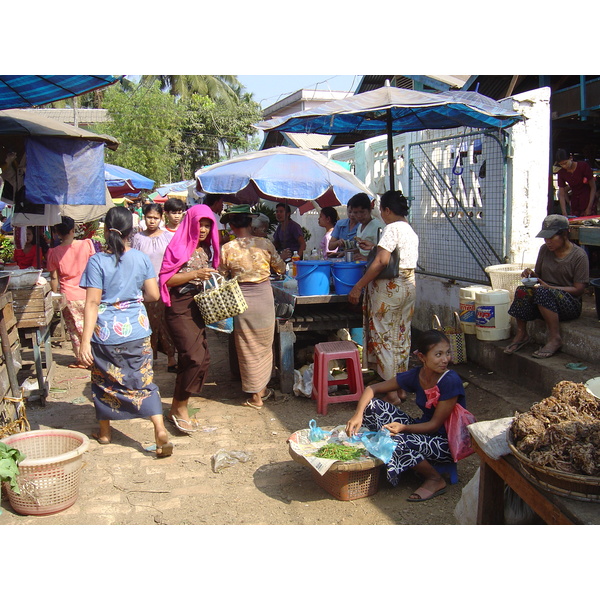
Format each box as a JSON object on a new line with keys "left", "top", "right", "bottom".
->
{"left": 159, "top": 204, "right": 220, "bottom": 305}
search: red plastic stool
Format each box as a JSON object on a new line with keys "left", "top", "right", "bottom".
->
{"left": 311, "top": 341, "right": 364, "bottom": 415}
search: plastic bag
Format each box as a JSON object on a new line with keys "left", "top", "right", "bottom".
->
{"left": 361, "top": 429, "right": 398, "bottom": 463}
{"left": 446, "top": 404, "right": 477, "bottom": 461}
{"left": 211, "top": 449, "right": 251, "bottom": 473}
{"left": 308, "top": 419, "right": 328, "bottom": 442}
{"left": 454, "top": 467, "right": 480, "bottom": 524}
{"left": 206, "top": 317, "right": 234, "bottom": 334}
{"left": 293, "top": 363, "right": 314, "bottom": 398}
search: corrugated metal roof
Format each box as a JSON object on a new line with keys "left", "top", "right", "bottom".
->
{"left": 24, "top": 108, "right": 111, "bottom": 125}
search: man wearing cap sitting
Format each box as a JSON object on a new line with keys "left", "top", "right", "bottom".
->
{"left": 503, "top": 214, "right": 589, "bottom": 359}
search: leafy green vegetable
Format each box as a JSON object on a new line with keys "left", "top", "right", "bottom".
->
{"left": 315, "top": 444, "right": 366, "bottom": 461}
{"left": 0, "top": 441, "right": 25, "bottom": 493}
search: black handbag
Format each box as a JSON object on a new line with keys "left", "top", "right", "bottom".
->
{"left": 365, "top": 228, "right": 400, "bottom": 280}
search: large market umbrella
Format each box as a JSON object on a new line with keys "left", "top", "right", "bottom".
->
{"left": 196, "top": 146, "right": 373, "bottom": 213}
{"left": 104, "top": 163, "right": 155, "bottom": 198}
{"left": 0, "top": 75, "right": 121, "bottom": 109}
{"left": 255, "top": 82, "right": 522, "bottom": 191}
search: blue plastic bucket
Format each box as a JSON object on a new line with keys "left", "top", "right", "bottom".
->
{"left": 295, "top": 261, "right": 332, "bottom": 296}
{"left": 331, "top": 262, "right": 365, "bottom": 295}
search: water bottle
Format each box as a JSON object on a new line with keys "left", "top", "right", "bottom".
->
{"left": 291, "top": 251, "right": 300, "bottom": 277}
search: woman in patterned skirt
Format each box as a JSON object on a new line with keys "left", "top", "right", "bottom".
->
{"left": 79, "top": 207, "right": 172, "bottom": 457}
{"left": 346, "top": 330, "right": 465, "bottom": 502}
{"left": 349, "top": 190, "right": 419, "bottom": 404}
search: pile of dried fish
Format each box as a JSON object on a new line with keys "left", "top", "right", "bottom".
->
{"left": 510, "top": 381, "right": 600, "bottom": 476}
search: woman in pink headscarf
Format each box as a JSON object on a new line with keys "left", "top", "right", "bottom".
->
{"left": 159, "top": 205, "right": 219, "bottom": 434}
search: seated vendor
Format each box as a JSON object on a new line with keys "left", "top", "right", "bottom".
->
{"left": 328, "top": 200, "right": 360, "bottom": 255}
{"left": 14, "top": 226, "right": 44, "bottom": 269}
{"left": 503, "top": 214, "right": 589, "bottom": 359}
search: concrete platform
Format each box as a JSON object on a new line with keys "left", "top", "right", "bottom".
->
{"left": 459, "top": 290, "right": 600, "bottom": 398}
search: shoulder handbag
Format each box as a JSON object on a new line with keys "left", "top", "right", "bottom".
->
{"left": 365, "top": 227, "right": 400, "bottom": 280}
{"left": 194, "top": 273, "right": 248, "bottom": 325}
{"left": 432, "top": 312, "right": 467, "bottom": 364}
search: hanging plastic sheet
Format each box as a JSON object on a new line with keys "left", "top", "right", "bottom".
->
{"left": 24, "top": 137, "right": 106, "bottom": 205}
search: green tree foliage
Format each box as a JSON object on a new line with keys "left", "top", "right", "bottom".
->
{"left": 96, "top": 81, "right": 184, "bottom": 184}
{"left": 140, "top": 75, "right": 241, "bottom": 107}
{"left": 176, "top": 94, "right": 263, "bottom": 176}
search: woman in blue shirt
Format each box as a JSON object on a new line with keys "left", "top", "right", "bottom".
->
{"left": 346, "top": 329, "right": 466, "bottom": 502}
{"left": 79, "top": 207, "right": 173, "bottom": 458}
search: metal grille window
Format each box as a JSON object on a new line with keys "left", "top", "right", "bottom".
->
{"left": 408, "top": 129, "right": 509, "bottom": 284}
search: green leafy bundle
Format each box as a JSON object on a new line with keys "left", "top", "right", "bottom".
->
{"left": 315, "top": 444, "right": 366, "bottom": 461}
{"left": 0, "top": 441, "right": 25, "bottom": 493}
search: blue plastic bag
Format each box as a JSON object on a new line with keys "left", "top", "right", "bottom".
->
{"left": 308, "top": 419, "right": 328, "bottom": 442}
{"left": 206, "top": 317, "right": 234, "bottom": 334}
{"left": 361, "top": 429, "right": 398, "bottom": 463}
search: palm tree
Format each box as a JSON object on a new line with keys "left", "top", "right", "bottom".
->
{"left": 140, "top": 75, "right": 242, "bottom": 106}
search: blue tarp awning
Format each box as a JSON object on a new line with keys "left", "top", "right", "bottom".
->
{"left": 0, "top": 75, "right": 121, "bottom": 109}
{"left": 105, "top": 164, "right": 155, "bottom": 191}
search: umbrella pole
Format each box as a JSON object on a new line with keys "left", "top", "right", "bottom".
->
{"left": 386, "top": 109, "right": 395, "bottom": 192}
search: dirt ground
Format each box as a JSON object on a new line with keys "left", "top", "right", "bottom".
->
{"left": 0, "top": 328, "right": 537, "bottom": 527}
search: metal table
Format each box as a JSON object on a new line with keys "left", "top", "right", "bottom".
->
{"left": 271, "top": 280, "right": 363, "bottom": 394}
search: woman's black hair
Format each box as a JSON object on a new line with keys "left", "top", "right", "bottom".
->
{"left": 380, "top": 190, "right": 409, "bottom": 217}
{"left": 555, "top": 148, "right": 569, "bottom": 164}
{"left": 164, "top": 198, "right": 186, "bottom": 212}
{"left": 276, "top": 202, "right": 292, "bottom": 214}
{"left": 104, "top": 206, "right": 133, "bottom": 264}
{"left": 54, "top": 216, "right": 75, "bottom": 237}
{"left": 320, "top": 206, "right": 338, "bottom": 225}
{"left": 229, "top": 214, "right": 253, "bottom": 229}
{"left": 414, "top": 329, "right": 449, "bottom": 355}
{"left": 143, "top": 202, "right": 163, "bottom": 217}
{"left": 347, "top": 193, "right": 371, "bottom": 211}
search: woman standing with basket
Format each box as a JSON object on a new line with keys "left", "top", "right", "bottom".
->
{"left": 158, "top": 204, "right": 219, "bottom": 433}
{"left": 78, "top": 207, "right": 173, "bottom": 457}
{"left": 348, "top": 190, "right": 418, "bottom": 404}
{"left": 218, "top": 205, "right": 286, "bottom": 408}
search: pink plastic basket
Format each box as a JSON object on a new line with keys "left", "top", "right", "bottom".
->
{"left": 1, "top": 429, "right": 89, "bottom": 516}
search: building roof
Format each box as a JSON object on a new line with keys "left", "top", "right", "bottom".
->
{"left": 23, "top": 108, "right": 111, "bottom": 126}
{"left": 262, "top": 89, "right": 353, "bottom": 119}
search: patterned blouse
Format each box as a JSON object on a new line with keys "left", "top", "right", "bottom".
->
{"left": 173, "top": 246, "right": 212, "bottom": 292}
{"left": 219, "top": 236, "right": 286, "bottom": 283}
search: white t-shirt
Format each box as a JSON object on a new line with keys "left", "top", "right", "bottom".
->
{"left": 378, "top": 220, "right": 418, "bottom": 269}
{"left": 356, "top": 217, "right": 385, "bottom": 256}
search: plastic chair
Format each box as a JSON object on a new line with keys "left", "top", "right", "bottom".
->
{"left": 311, "top": 341, "right": 364, "bottom": 415}
{"left": 432, "top": 461, "right": 459, "bottom": 484}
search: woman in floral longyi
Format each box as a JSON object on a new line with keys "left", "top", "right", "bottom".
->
{"left": 78, "top": 207, "right": 173, "bottom": 457}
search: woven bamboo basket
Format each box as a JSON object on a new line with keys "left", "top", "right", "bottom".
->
{"left": 288, "top": 443, "right": 383, "bottom": 501}
{"left": 507, "top": 435, "right": 600, "bottom": 503}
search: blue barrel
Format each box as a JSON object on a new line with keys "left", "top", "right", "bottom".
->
{"left": 331, "top": 262, "right": 365, "bottom": 295}
{"left": 295, "top": 261, "right": 332, "bottom": 296}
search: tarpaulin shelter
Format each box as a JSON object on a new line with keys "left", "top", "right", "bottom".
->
{"left": 255, "top": 82, "right": 522, "bottom": 191}
{"left": 0, "top": 76, "right": 121, "bottom": 110}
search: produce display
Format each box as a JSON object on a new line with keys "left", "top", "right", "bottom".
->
{"left": 510, "top": 381, "right": 600, "bottom": 476}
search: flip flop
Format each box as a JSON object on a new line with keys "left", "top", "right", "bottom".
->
{"left": 166, "top": 414, "right": 198, "bottom": 434}
{"left": 68, "top": 363, "right": 88, "bottom": 369}
{"left": 532, "top": 347, "right": 561, "bottom": 359}
{"left": 92, "top": 432, "right": 111, "bottom": 445}
{"left": 156, "top": 442, "right": 174, "bottom": 458}
{"left": 503, "top": 337, "right": 530, "bottom": 355}
{"left": 243, "top": 400, "right": 263, "bottom": 410}
{"left": 262, "top": 388, "right": 275, "bottom": 402}
{"left": 406, "top": 486, "right": 447, "bottom": 503}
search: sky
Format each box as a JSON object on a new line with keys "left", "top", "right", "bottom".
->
{"left": 237, "top": 75, "right": 361, "bottom": 108}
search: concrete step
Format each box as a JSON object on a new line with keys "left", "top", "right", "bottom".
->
{"left": 461, "top": 291, "right": 600, "bottom": 398}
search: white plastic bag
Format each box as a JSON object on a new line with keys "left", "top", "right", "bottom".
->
{"left": 454, "top": 467, "right": 480, "bottom": 525}
{"left": 293, "top": 363, "right": 314, "bottom": 397}
{"left": 467, "top": 417, "right": 514, "bottom": 460}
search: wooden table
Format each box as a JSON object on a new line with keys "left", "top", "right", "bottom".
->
{"left": 271, "top": 280, "right": 363, "bottom": 394}
{"left": 472, "top": 437, "right": 600, "bottom": 525}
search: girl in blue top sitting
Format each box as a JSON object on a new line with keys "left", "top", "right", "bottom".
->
{"left": 346, "top": 329, "right": 466, "bottom": 502}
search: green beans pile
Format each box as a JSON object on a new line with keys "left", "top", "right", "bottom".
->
{"left": 315, "top": 444, "right": 366, "bottom": 461}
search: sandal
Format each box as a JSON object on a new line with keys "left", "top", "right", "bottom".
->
{"left": 156, "top": 442, "right": 174, "bottom": 458}
{"left": 406, "top": 486, "right": 447, "bottom": 503}
{"left": 503, "top": 336, "right": 530, "bottom": 355}
{"left": 243, "top": 400, "right": 263, "bottom": 410}
{"left": 532, "top": 346, "right": 561, "bottom": 359}
{"left": 166, "top": 414, "right": 198, "bottom": 434}
{"left": 92, "top": 432, "right": 111, "bottom": 445}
